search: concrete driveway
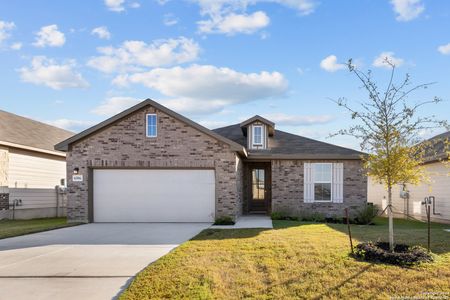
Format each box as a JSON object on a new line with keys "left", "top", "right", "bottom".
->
{"left": 0, "top": 223, "right": 210, "bottom": 300}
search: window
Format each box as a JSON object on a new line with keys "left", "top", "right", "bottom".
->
{"left": 252, "top": 125, "right": 263, "bottom": 146}
{"left": 252, "top": 168, "right": 265, "bottom": 200}
{"left": 146, "top": 114, "right": 157, "bottom": 137}
{"left": 313, "top": 163, "right": 332, "bottom": 201}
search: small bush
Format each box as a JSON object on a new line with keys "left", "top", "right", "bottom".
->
{"left": 213, "top": 216, "right": 235, "bottom": 225}
{"left": 354, "top": 204, "right": 379, "bottom": 225}
{"left": 271, "top": 212, "right": 298, "bottom": 221}
{"left": 271, "top": 212, "right": 285, "bottom": 220}
{"left": 325, "top": 217, "right": 344, "bottom": 224}
{"left": 354, "top": 242, "right": 433, "bottom": 266}
{"left": 300, "top": 212, "right": 325, "bottom": 223}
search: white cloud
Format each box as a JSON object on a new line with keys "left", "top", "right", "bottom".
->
{"left": 198, "top": 11, "right": 270, "bottom": 35}
{"left": 0, "top": 20, "right": 15, "bottom": 45}
{"left": 19, "top": 56, "right": 89, "bottom": 90}
{"left": 163, "top": 13, "right": 179, "bottom": 26}
{"left": 320, "top": 55, "right": 346, "bottom": 72}
{"left": 437, "top": 43, "right": 450, "bottom": 55}
{"left": 262, "top": 113, "right": 334, "bottom": 126}
{"left": 33, "top": 24, "right": 65, "bottom": 47}
{"left": 130, "top": 2, "right": 140, "bottom": 8}
{"left": 391, "top": 0, "right": 424, "bottom": 22}
{"left": 91, "top": 96, "right": 141, "bottom": 116}
{"left": 195, "top": 0, "right": 316, "bottom": 16}
{"left": 274, "top": 0, "right": 316, "bottom": 15}
{"left": 105, "top": 0, "right": 125, "bottom": 12}
{"left": 87, "top": 37, "right": 200, "bottom": 73}
{"left": 91, "top": 26, "right": 111, "bottom": 40}
{"left": 10, "top": 42, "right": 22, "bottom": 50}
{"left": 113, "top": 64, "right": 288, "bottom": 114}
{"left": 45, "top": 119, "right": 96, "bottom": 132}
{"left": 372, "top": 51, "right": 404, "bottom": 68}
{"left": 194, "top": 0, "right": 316, "bottom": 35}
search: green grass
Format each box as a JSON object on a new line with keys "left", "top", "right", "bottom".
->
{"left": 0, "top": 217, "right": 78, "bottom": 239}
{"left": 121, "top": 217, "right": 450, "bottom": 300}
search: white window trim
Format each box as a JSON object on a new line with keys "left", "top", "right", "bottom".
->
{"left": 252, "top": 125, "right": 263, "bottom": 146}
{"left": 146, "top": 113, "right": 157, "bottom": 137}
{"left": 313, "top": 163, "right": 332, "bottom": 202}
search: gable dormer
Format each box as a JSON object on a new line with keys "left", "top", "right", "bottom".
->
{"left": 240, "top": 115, "right": 275, "bottom": 150}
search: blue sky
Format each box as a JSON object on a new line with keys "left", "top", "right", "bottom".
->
{"left": 1, "top": 0, "right": 449, "bottom": 150}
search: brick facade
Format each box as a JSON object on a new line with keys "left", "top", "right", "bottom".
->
{"left": 66, "top": 105, "right": 242, "bottom": 223}
{"left": 65, "top": 102, "right": 366, "bottom": 223}
{"left": 271, "top": 159, "right": 367, "bottom": 218}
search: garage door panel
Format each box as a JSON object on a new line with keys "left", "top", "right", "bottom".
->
{"left": 93, "top": 169, "right": 215, "bottom": 222}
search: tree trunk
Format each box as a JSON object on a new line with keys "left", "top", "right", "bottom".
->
{"left": 388, "top": 185, "right": 394, "bottom": 252}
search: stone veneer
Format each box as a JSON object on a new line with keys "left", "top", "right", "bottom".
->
{"left": 271, "top": 160, "right": 367, "bottom": 218}
{"left": 66, "top": 105, "right": 242, "bottom": 223}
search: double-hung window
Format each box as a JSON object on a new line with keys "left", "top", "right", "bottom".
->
{"left": 313, "top": 163, "right": 332, "bottom": 201}
{"left": 146, "top": 114, "right": 157, "bottom": 137}
{"left": 252, "top": 125, "right": 263, "bottom": 146}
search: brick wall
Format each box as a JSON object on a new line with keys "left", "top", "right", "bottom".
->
{"left": 271, "top": 159, "right": 367, "bottom": 218}
{"left": 66, "top": 105, "right": 241, "bottom": 223}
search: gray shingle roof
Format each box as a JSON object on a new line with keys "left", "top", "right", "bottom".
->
{"left": 213, "top": 124, "right": 364, "bottom": 159}
{"left": 0, "top": 109, "right": 74, "bottom": 153}
{"left": 422, "top": 131, "right": 450, "bottom": 162}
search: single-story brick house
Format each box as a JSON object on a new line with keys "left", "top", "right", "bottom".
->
{"left": 55, "top": 99, "right": 367, "bottom": 223}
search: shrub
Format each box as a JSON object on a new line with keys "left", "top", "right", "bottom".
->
{"left": 354, "top": 242, "right": 433, "bottom": 266}
{"left": 271, "top": 212, "right": 285, "bottom": 220}
{"left": 354, "top": 204, "right": 379, "bottom": 225}
{"left": 325, "top": 217, "right": 344, "bottom": 224}
{"left": 271, "top": 212, "right": 299, "bottom": 221}
{"left": 300, "top": 212, "right": 325, "bottom": 222}
{"left": 213, "top": 216, "right": 235, "bottom": 225}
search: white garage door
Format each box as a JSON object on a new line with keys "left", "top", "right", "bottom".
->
{"left": 93, "top": 169, "right": 215, "bottom": 222}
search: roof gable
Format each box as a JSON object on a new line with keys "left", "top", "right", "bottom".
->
{"left": 240, "top": 115, "right": 275, "bottom": 136}
{"left": 240, "top": 115, "right": 275, "bottom": 128}
{"left": 55, "top": 99, "right": 246, "bottom": 154}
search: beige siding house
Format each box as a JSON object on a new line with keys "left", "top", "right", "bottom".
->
{"left": 368, "top": 132, "right": 450, "bottom": 224}
{"left": 0, "top": 110, "right": 73, "bottom": 219}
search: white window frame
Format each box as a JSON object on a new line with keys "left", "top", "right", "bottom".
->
{"left": 146, "top": 114, "right": 157, "bottom": 137}
{"left": 252, "top": 125, "right": 263, "bottom": 146}
{"left": 313, "top": 163, "right": 332, "bottom": 202}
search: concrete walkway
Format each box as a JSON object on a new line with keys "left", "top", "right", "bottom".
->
{"left": 211, "top": 215, "right": 273, "bottom": 229}
{"left": 0, "top": 223, "right": 210, "bottom": 300}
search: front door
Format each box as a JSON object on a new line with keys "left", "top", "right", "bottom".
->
{"left": 248, "top": 164, "right": 271, "bottom": 213}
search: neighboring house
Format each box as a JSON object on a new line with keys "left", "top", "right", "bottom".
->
{"left": 0, "top": 110, "right": 73, "bottom": 219}
{"left": 55, "top": 99, "right": 367, "bottom": 223}
{"left": 368, "top": 131, "right": 450, "bottom": 224}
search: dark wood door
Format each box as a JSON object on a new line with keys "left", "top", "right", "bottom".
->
{"left": 249, "top": 164, "right": 271, "bottom": 213}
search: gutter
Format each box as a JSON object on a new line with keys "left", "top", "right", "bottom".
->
{"left": 0, "top": 141, "right": 66, "bottom": 157}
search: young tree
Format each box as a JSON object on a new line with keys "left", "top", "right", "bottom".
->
{"left": 333, "top": 59, "right": 448, "bottom": 251}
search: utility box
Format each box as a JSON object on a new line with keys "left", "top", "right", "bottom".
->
{"left": 0, "top": 193, "right": 9, "bottom": 210}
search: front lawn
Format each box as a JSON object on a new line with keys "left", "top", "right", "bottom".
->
{"left": 121, "top": 217, "right": 450, "bottom": 300}
{"left": 0, "top": 217, "right": 77, "bottom": 239}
